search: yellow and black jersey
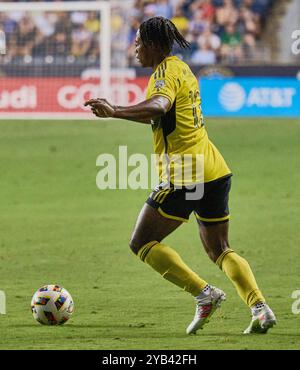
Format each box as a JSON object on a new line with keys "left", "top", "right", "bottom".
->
{"left": 146, "top": 55, "right": 231, "bottom": 186}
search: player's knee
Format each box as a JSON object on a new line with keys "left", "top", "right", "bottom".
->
{"left": 129, "top": 237, "right": 142, "bottom": 255}
{"left": 209, "top": 250, "right": 221, "bottom": 263}
{"left": 207, "top": 242, "right": 230, "bottom": 263}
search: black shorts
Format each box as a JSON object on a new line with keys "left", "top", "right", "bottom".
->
{"left": 146, "top": 175, "right": 232, "bottom": 225}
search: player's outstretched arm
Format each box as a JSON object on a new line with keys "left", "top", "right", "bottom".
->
{"left": 84, "top": 96, "right": 170, "bottom": 124}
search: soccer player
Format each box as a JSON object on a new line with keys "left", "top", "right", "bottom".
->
{"left": 85, "top": 16, "right": 276, "bottom": 334}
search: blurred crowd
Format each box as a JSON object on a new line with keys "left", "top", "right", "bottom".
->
{"left": 0, "top": 0, "right": 274, "bottom": 67}
{"left": 127, "top": 0, "right": 274, "bottom": 65}
{"left": 0, "top": 9, "right": 102, "bottom": 64}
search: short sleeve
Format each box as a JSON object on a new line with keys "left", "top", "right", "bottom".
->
{"left": 147, "top": 61, "right": 179, "bottom": 106}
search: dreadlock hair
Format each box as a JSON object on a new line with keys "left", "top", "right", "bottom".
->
{"left": 139, "top": 16, "right": 190, "bottom": 54}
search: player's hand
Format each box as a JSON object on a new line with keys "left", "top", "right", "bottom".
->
{"left": 84, "top": 98, "right": 116, "bottom": 118}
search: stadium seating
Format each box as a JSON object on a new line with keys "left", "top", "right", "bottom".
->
{"left": 0, "top": 0, "right": 275, "bottom": 67}
{"left": 128, "top": 0, "right": 275, "bottom": 65}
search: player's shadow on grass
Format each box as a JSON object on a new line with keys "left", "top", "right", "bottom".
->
{"left": 13, "top": 325, "right": 300, "bottom": 339}
{"left": 66, "top": 324, "right": 124, "bottom": 329}
{"left": 66, "top": 323, "right": 158, "bottom": 329}
{"left": 12, "top": 324, "right": 107, "bottom": 329}
{"left": 207, "top": 332, "right": 300, "bottom": 337}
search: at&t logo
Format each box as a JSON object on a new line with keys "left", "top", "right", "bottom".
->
{"left": 219, "top": 83, "right": 246, "bottom": 112}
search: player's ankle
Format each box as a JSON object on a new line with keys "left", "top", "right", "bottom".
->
{"left": 195, "top": 284, "right": 211, "bottom": 300}
{"left": 251, "top": 301, "right": 267, "bottom": 313}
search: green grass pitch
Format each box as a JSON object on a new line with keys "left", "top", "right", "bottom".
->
{"left": 0, "top": 118, "right": 299, "bottom": 350}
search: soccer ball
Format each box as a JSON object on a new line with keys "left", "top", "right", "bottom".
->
{"left": 31, "top": 284, "right": 74, "bottom": 325}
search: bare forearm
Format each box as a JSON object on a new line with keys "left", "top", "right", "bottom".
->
{"left": 114, "top": 108, "right": 152, "bottom": 123}
{"left": 113, "top": 97, "right": 168, "bottom": 124}
{"left": 84, "top": 95, "right": 170, "bottom": 123}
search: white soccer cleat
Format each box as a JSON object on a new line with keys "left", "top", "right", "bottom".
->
{"left": 243, "top": 303, "right": 277, "bottom": 334}
{"left": 186, "top": 285, "right": 226, "bottom": 335}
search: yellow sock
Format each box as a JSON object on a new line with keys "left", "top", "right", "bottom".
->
{"left": 216, "top": 249, "right": 265, "bottom": 307}
{"left": 138, "top": 241, "right": 207, "bottom": 297}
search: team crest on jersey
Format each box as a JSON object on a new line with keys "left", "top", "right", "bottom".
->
{"left": 155, "top": 79, "right": 165, "bottom": 90}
